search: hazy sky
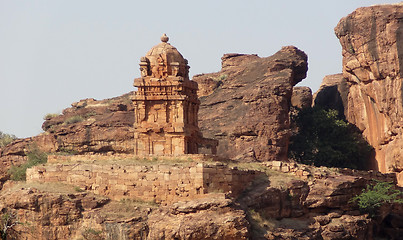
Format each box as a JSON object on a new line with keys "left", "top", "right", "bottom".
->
{"left": 0, "top": 0, "right": 400, "bottom": 138}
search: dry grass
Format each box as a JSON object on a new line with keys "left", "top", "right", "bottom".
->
{"left": 6, "top": 182, "right": 84, "bottom": 194}
{"left": 99, "top": 198, "right": 157, "bottom": 220}
{"left": 228, "top": 162, "right": 298, "bottom": 189}
{"left": 248, "top": 209, "right": 310, "bottom": 238}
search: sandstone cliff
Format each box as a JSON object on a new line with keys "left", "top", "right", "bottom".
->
{"left": 334, "top": 4, "right": 403, "bottom": 183}
{"left": 194, "top": 46, "right": 308, "bottom": 162}
{"left": 0, "top": 162, "right": 401, "bottom": 240}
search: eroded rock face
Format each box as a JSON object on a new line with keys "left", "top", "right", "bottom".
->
{"left": 334, "top": 4, "right": 403, "bottom": 181}
{"left": 194, "top": 46, "right": 308, "bottom": 162}
{"left": 291, "top": 86, "right": 312, "bottom": 109}
{"left": 1, "top": 163, "right": 401, "bottom": 240}
{"left": 44, "top": 94, "right": 135, "bottom": 154}
{"left": 0, "top": 186, "right": 249, "bottom": 240}
{"left": 313, "top": 74, "right": 349, "bottom": 119}
{"left": 147, "top": 196, "right": 249, "bottom": 239}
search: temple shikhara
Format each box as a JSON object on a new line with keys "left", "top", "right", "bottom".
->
{"left": 132, "top": 34, "right": 217, "bottom": 155}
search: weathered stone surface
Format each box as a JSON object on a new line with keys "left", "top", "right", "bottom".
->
{"left": 26, "top": 157, "right": 259, "bottom": 204}
{"left": 1, "top": 162, "right": 402, "bottom": 240}
{"left": 313, "top": 73, "right": 349, "bottom": 118}
{"left": 133, "top": 34, "right": 217, "bottom": 155}
{"left": 0, "top": 185, "right": 249, "bottom": 240}
{"left": 194, "top": 46, "right": 308, "bottom": 162}
{"left": 147, "top": 195, "right": 249, "bottom": 239}
{"left": 334, "top": 3, "right": 403, "bottom": 183}
{"left": 43, "top": 93, "right": 136, "bottom": 154}
{"left": 291, "top": 86, "right": 312, "bottom": 109}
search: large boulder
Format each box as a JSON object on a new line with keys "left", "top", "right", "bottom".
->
{"left": 335, "top": 3, "right": 403, "bottom": 184}
{"left": 313, "top": 74, "right": 349, "bottom": 119}
{"left": 194, "top": 46, "right": 308, "bottom": 162}
{"left": 292, "top": 86, "right": 312, "bottom": 109}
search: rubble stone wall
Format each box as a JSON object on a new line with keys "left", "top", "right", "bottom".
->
{"left": 26, "top": 156, "right": 258, "bottom": 204}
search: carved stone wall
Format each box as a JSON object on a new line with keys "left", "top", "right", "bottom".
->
{"left": 133, "top": 34, "right": 217, "bottom": 155}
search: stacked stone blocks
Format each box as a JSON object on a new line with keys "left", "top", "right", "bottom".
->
{"left": 26, "top": 155, "right": 258, "bottom": 204}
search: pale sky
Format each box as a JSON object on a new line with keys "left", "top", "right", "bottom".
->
{"left": 0, "top": 0, "right": 400, "bottom": 138}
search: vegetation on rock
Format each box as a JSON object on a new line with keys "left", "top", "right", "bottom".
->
{"left": 43, "top": 113, "right": 60, "bottom": 120}
{"left": 289, "top": 107, "right": 373, "bottom": 169}
{"left": 351, "top": 180, "right": 403, "bottom": 218}
{"left": 64, "top": 115, "right": 84, "bottom": 125}
{"left": 8, "top": 145, "right": 47, "bottom": 181}
{"left": 0, "top": 211, "right": 18, "bottom": 240}
{"left": 0, "top": 131, "right": 17, "bottom": 148}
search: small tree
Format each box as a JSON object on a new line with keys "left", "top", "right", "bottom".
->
{"left": 289, "top": 107, "right": 373, "bottom": 169}
{"left": 0, "top": 212, "right": 19, "bottom": 240}
{"left": 0, "top": 132, "right": 17, "bottom": 148}
{"left": 351, "top": 180, "right": 403, "bottom": 218}
{"left": 8, "top": 144, "right": 47, "bottom": 181}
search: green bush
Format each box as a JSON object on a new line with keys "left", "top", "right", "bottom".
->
{"left": 8, "top": 145, "right": 47, "bottom": 181}
{"left": 289, "top": 107, "right": 373, "bottom": 169}
{"left": 351, "top": 180, "right": 403, "bottom": 217}
{"left": 0, "top": 131, "right": 17, "bottom": 148}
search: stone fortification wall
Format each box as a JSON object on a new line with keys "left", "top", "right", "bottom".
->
{"left": 26, "top": 156, "right": 258, "bottom": 204}
{"left": 264, "top": 161, "right": 397, "bottom": 183}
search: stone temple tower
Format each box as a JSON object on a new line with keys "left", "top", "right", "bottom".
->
{"left": 133, "top": 34, "right": 217, "bottom": 155}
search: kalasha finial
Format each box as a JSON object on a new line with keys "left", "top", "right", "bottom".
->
{"left": 161, "top": 33, "right": 169, "bottom": 43}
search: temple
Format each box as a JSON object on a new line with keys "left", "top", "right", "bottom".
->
{"left": 132, "top": 34, "right": 218, "bottom": 155}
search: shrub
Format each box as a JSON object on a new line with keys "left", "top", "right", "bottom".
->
{"left": 289, "top": 107, "right": 373, "bottom": 169}
{"left": 351, "top": 180, "right": 403, "bottom": 217}
{"left": 8, "top": 145, "right": 47, "bottom": 181}
{"left": 218, "top": 74, "right": 227, "bottom": 81}
{"left": 74, "top": 186, "right": 85, "bottom": 192}
{"left": 64, "top": 115, "right": 84, "bottom": 125}
{"left": 43, "top": 113, "right": 59, "bottom": 120}
{"left": 0, "top": 131, "right": 17, "bottom": 148}
{"left": 0, "top": 211, "right": 19, "bottom": 240}
{"left": 82, "top": 228, "right": 103, "bottom": 240}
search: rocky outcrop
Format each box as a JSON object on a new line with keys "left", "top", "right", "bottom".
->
{"left": 0, "top": 184, "right": 249, "bottom": 240}
{"left": 42, "top": 94, "right": 135, "bottom": 154}
{"left": 194, "top": 46, "right": 308, "bottom": 162}
{"left": 147, "top": 196, "right": 249, "bottom": 239}
{"left": 313, "top": 74, "right": 349, "bottom": 119}
{"left": 334, "top": 4, "right": 403, "bottom": 183}
{"left": 0, "top": 47, "right": 307, "bottom": 179}
{"left": 1, "top": 161, "right": 401, "bottom": 240}
{"left": 238, "top": 162, "right": 400, "bottom": 240}
{"left": 0, "top": 93, "right": 136, "bottom": 186}
{"left": 291, "top": 86, "right": 312, "bottom": 109}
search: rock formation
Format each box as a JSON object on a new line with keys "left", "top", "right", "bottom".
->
{"left": 313, "top": 74, "right": 349, "bottom": 119}
{"left": 292, "top": 86, "right": 312, "bottom": 109}
{"left": 1, "top": 161, "right": 401, "bottom": 240}
{"left": 334, "top": 4, "right": 403, "bottom": 184}
{"left": 194, "top": 47, "right": 308, "bottom": 162}
{"left": 1, "top": 15, "right": 402, "bottom": 238}
{"left": 0, "top": 46, "right": 307, "bottom": 177}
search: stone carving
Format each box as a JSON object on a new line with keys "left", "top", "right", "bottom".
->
{"left": 133, "top": 34, "right": 218, "bottom": 155}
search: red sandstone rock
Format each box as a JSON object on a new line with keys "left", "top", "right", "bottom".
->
{"left": 147, "top": 194, "right": 249, "bottom": 239}
{"left": 194, "top": 46, "right": 308, "bottom": 162}
{"left": 313, "top": 73, "right": 349, "bottom": 118}
{"left": 335, "top": 4, "right": 403, "bottom": 184}
{"left": 291, "top": 86, "right": 312, "bottom": 109}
